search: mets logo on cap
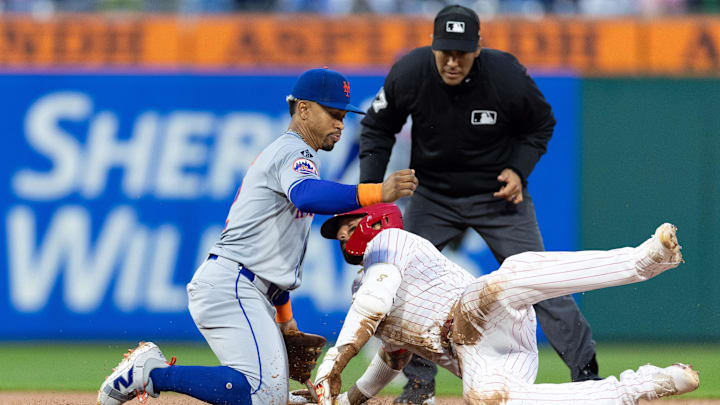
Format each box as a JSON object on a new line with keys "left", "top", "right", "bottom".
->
{"left": 293, "top": 158, "right": 319, "bottom": 176}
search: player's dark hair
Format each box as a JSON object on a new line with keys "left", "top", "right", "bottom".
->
{"left": 287, "top": 98, "right": 298, "bottom": 117}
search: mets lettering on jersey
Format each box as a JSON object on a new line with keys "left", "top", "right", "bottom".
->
{"left": 293, "top": 158, "right": 319, "bottom": 176}
{"left": 294, "top": 208, "right": 313, "bottom": 219}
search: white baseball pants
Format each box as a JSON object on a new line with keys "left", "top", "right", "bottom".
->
{"left": 455, "top": 244, "right": 677, "bottom": 405}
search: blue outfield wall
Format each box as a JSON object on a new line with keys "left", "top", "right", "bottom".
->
{"left": 0, "top": 73, "right": 579, "bottom": 341}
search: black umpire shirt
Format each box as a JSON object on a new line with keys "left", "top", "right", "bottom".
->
{"left": 359, "top": 46, "right": 555, "bottom": 198}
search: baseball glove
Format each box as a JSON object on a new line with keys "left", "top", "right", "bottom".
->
{"left": 283, "top": 329, "right": 327, "bottom": 383}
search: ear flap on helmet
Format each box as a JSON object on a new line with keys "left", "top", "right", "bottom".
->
{"left": 342, "top": 204, "right": 403, "bottom": 256}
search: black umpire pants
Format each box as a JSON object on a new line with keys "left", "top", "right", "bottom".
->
{"left": 401, "top": 185, "right": 597, "bottom": 389}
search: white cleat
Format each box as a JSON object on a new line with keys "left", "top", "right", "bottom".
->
{"left": 636, "top": 223, "right": 683, "bottom": 278}
{"left": 638, "top": 363, "right": 699, "bottom": 398}
{"left": 97, "top": 341, "right": 173, "bottom": 405}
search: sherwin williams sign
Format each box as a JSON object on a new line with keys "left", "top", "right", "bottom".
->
{"left": 0, "top": 73, "right": 578, "bottom": 340}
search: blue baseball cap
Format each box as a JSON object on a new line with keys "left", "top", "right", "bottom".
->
{"left": 290, "top": 68, "right": 366, "bottom": 114}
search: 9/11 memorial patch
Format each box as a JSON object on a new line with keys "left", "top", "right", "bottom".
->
{"left": 293, "top": 158, "right": 319, "bottom": 176}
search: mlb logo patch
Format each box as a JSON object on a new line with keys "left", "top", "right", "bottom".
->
{"left": 293, "top": 158, "right": 319, "bottom": 176}
{"left": 446, "top": 21, "right": 465, "bottom": 33}
{"left": 471, "top": 110, "right": 497, "bottom": 125}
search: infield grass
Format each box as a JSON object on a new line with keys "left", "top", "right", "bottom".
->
{"left": 1, "top": 342, "right": 717, "bottom": 398}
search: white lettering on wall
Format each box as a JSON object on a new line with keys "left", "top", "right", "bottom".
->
{"left": 208, "top": 113, "right": 275, "bottom": 199}
{"left": 11, "top": 93, "right": 298, "bottom": 201}
{"left": 13, "top": 92, "right": 89, "bottom": 200}
{"left": 6, "top": 205, "right": 189, "bottom": 313}
{"left": 7, "top": 205, "right": 133, "bottom": 312}
{"left": 114, "top": 226, "right": 149, "bottom": 312}
{"left": 4, "top": 90, "right": 379, "bottom": 323}
{"left": 146, "top": 225, "right": 186, "bottom": 311}
{"left": 155, "top": 112, "right": 214, "bottom": 199}
{"left": 82, "top": 111, "right": 158, "bottom": 199}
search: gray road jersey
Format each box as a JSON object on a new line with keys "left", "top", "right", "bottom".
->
{"left": 209, "top": 131, "right": 320, "bottom": 290}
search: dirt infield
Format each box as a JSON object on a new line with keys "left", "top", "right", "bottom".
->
{"left": 0, "top": 392, "right": 717, "bottom": 405}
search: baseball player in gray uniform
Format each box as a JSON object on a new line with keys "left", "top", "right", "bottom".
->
{"left": 97, "top": 68, "right": 418, "bottom": 405}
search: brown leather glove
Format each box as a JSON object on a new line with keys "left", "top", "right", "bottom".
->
{"left": 283, "top": 329, "right": 327, "bottom": 383}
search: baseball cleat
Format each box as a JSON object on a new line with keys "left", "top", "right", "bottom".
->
{"left": 638, "top": 363, "right": 699, "bottom": 398}
{"left": 648, "top": 223, "right": 683, "bottom": 264}
{"left": 636, "top": 223, "right": 683, "bottom": 278}
{"left": 394, "top": 396, "right": 435, "bottom": 405}
{"left": 97, "top": 341, "right": 174, "bottom": 405}
{"left": 394, "top": 389, "right": 435, "bottom": 405}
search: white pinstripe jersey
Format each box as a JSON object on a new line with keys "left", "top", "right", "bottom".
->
{"left": 351, "top": 226, "right": 688, "bottom": 404}
{"left": 360, "top": 228, "right": 476, "bottom": 372}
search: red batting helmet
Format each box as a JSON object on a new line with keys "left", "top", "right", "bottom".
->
{"left": 320, "top": 203, "right": 404, "bottom": 256}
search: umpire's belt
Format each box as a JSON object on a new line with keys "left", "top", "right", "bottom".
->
{"left": 208, "top": 254, "right": 286, "bottom": 303}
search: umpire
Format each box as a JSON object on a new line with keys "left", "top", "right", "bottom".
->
{"left": 358, "top": 5, "right": 600, "bottom": 404}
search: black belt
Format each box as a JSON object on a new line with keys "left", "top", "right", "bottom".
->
{"left": 208, "top": 254, "right": 286, "bottom": 303}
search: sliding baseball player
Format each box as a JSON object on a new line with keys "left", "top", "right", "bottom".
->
{"left": 310, "top": 203, "right": 698, "bottom": 405}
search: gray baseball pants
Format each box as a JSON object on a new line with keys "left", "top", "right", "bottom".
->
{"left": 187, "top": 256, "right": 290, "bottom": 405}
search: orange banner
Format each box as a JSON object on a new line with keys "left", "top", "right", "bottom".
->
{"left": 0, "top": 14, "right": 719, "bottom": 75}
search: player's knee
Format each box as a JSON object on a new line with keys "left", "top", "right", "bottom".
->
{"left": 220, "top": 367, "right": 289, "bottom": 405}
{"left": 466, "top": 276, "right": 505, "bottom": 313}
{"left": 206, "top": 366, "right": 253, "bottom": 405}
{"left": 222, "top": 349, "right": 289, "bottom": 404}
{"left": 463, "top": 382, "right": 511, "bottom": 404}
{"left": 253, "top": 373, "right": 289, "bottom": 405}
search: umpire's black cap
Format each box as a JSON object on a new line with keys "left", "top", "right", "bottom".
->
{"left": 432, "top": 5, "right": 481, "bottom": 53}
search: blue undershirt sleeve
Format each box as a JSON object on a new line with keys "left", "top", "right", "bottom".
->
{"left": 288, "top": 179, "right": 361, "bottom": 214}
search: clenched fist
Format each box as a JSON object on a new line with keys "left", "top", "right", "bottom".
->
{"left": 381, "top": 169, "right": 418, "bottom": 202}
